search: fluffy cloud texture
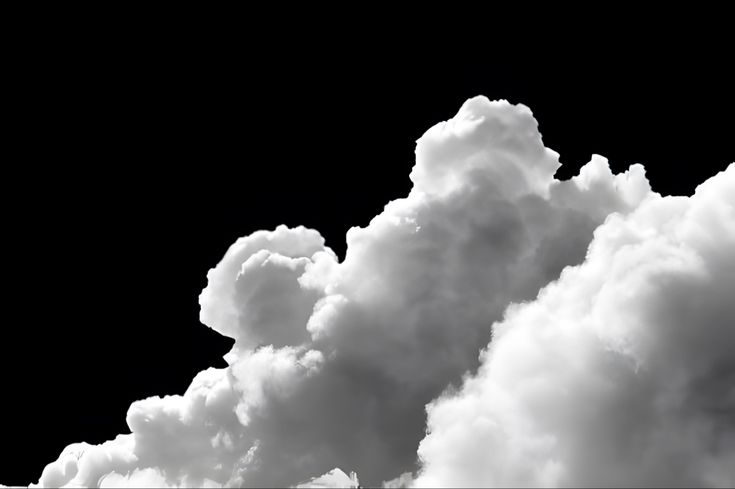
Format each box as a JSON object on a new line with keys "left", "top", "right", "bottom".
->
{"left": 23, "top": 97, "right": 733, "bottom": 487}
{"left": 411, "top": 163, "right": 735, "bottom": 487}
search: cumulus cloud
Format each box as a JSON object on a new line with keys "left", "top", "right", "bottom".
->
{"left": 411, "top": 164, "right": 735, "bottom": 487}
{"left": 295, "top": 468, "right": 359, "bottom": 488}
{"left": 22, "top": 96, "right": 732, "bottom": 488}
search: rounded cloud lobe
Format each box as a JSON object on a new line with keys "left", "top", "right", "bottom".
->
{"left": 413, "top": 165, "right": 735, "bottom": 487}
{"left": 27, "top": 97, "right": 734, "bottom": 487}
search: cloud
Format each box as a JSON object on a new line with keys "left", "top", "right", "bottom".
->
{"left": 411, "top": 164, "right": 735, "bottom": 487}
{"left": 26, "top": 97, "right": 694, "bottom": 488}
{"left": 295, "top": 468, "right": 359, "bottom": 488}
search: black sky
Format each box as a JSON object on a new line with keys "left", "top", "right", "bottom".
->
{"left": 2, "top": 18, "right": 733, "bottom": 486}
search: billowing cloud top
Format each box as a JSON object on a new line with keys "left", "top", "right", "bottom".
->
{"left": 411, "top": 164, "right": 735, "bottom": 487}
{"left": 24, "top": 97, "right": 734, "bottom": 488}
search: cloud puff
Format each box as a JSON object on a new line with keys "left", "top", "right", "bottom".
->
{"left": 411, "top": 164, "right": 735, "bottom": 487}
{"left": 295, "top": 468, "right": 359, "bottom": 488}
{"left": 28, "top": 97, "right": 667, "bottom": 487}
{"left": 199, "top": 225, "right": 331, "bottom": 353}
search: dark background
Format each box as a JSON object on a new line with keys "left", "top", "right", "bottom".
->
{"left": 2, "top": 16, "right": 733, "bottom": 486}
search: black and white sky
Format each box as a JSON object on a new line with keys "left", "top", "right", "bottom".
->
{"left": 2, "top": 15, "right": 734, "bottom": 488}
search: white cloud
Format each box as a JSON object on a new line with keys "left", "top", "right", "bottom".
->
{"left": 412, "top": 164, "right": 735, "bottom": 487}
{"left": 295, "top": 468, "right": 359, "bottom": 488}
{"left": 25, "top": 96, "right": 726, "bottom": 488}
{"left": 199, "top": 225, "right": 331, "bottom": 352}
